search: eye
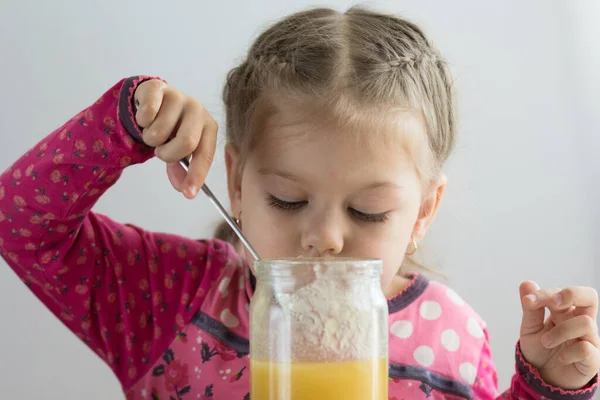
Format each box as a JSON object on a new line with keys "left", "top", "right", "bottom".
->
{"left": 267, "top": 195, "right": 306, "bottom": 211}
{"left": 349, "top": 208, "right": 390, "bottom": 223}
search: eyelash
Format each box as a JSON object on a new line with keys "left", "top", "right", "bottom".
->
{"left": 349, "top": 208, "right": 390, "bottom": 223}
{"left": 267, "top": 195, "right": 306, "bottom": 211}
{"left": 267, "top": 195, "right": 390, "bottom": 223}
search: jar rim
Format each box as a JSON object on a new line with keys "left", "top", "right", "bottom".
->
{"left": 254, "top": 257, "right": 383, "bottom": 278}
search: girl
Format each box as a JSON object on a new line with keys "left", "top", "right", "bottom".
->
{"left": 0, "top": 6, "right": 598, "bottom": 400}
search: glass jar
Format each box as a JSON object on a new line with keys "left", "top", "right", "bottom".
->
{"left": 249, "top": 258, "right": 388, "bottom": 400}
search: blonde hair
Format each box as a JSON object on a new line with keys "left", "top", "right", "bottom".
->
{"left": 216, "top": 6, "right": 456, "bottom": 272}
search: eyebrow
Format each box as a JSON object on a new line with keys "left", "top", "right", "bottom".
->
{"left": 258, "top": 167, "right": 405, "bottom": 191}
{"left": 364, "top": 181, "right": 405, "bottom": 191}
{"left": 258, "top": 167, "right": 304, "bottom": 184}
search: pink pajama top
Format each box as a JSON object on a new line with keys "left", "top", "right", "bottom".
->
{"left": 0, "top": 77, "right": 597, "bottom": 399}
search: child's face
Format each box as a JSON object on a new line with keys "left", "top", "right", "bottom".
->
{"left": 225, "top": 111, "right": 445, "bottom": 294}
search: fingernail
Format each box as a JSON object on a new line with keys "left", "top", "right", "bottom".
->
{"left": 525, "top": 294, "right": 537, "bottom": 303}
{"left": 187, "top": 186, "right": 198, "bottom": 197}
{"left": 552, "top": 293, "right": 563, "bottom": 306}
{"left": 541, "top": 333, "right": 553, "bottom": 347}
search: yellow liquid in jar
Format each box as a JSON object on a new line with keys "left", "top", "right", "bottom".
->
{"left": 250, "top": 358, "right": 388, "bottom": 400}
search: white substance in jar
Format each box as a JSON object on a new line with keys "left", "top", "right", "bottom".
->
{"left": 274, "top": 263, "right": 378, "bottom": 362}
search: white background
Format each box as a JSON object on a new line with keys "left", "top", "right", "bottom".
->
{"left": 0, "top": 0, "right": 598, "bottom": 398}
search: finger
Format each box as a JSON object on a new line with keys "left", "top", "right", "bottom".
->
{"left": 154, "top": 124, "right": 199, "bottom": 164}
{"left": 553, "top": 287, "right": 599, "bottom": 319}
{"left": 520, "top": 281, "right": 547, "bottom": 336}
{"left": 523, "top": 287, "right": 562, "bottom": 309}
{"left": 558, "top": 341, "right": 600, "bottom": 372}
{"left": 166, "top": 162, "right": 187, "bottom": 193}
{"left": 547, "top": 305, "right": 577, "bottom": 327}
{"left": 143, "top": 89, "right": 184, "bottom": 148}
{"left": 541, "top": 315, "right": 599, "bottom": 349}
{"left": 135, "top": 79, "right": 167, "bottom": 128}
{"left": 183, "top": 116, "right": 218, "bottom": 198}
{"left": 154, "top": 100, "right": 205, "bottom": 164}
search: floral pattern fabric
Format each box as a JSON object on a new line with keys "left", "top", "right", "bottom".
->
{"left": 0, "top": 77, "right": 597, "bottom": 399}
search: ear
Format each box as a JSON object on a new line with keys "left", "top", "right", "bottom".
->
{"left": 225, "top": 143, "right": 243, "bottom": 217}
{"left": 412, "top": 173, "right": 447, "bottom": 242}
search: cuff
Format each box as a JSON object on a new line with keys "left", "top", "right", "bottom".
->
{"left": 118, "top": 75, "right": 165, "bottom": 143}
{"left": 515, "top": 341, "right": 598, "bottom": 400}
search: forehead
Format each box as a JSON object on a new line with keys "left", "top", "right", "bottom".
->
{"left": 253, "top": 108, "right": 429, "bottom": 178}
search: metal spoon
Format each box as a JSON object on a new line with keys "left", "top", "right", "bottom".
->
{"left": 132, "top": 99, "right": 260, "bottom": 261}
{"left": 178, "top": 158, "right": 261, "bottom": 261}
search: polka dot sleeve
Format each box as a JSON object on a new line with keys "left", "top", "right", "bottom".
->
{"left": 0, "top": 78, "right": 230, "bottom": 391}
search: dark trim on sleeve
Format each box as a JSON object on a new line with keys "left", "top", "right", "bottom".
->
{"left": 515, "top": 341, "right": 598, "bottom": 400}
{"left": 118, "top": 76, "right": 157, "bottom": 144}
{"left": 389, "top": 362, "right": 472, "bottom": 399}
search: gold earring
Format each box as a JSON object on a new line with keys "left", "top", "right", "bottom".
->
{"left": 406, "top": 238, "right": 418, "bottom": 256}
{"left": 234, "top": 211, "right": 242, "bottom": 227}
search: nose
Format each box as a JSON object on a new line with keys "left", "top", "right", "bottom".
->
{"left": 301, "top": 212, "right": 344, "bottom": 257}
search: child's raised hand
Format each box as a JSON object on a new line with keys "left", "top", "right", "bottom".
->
{"left": 519, "top": 281, "right": 599, "bottom": 389}
{"left": 134, "top": 79, "right": 218, "bottom": 199}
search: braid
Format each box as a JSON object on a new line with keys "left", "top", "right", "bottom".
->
{"left": 217, "top": 6, "right": 456, "bottom": 269}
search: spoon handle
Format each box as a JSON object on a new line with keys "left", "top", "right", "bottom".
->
{"left": 178, "top": 158, "right": 261, "bottom": 261}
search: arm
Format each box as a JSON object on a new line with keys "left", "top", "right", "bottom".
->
{"left": 472, "top": 332, "right": 598, "bottom": 399}
{"left": 0, "top": 77, "right": 230, "bottom": 390}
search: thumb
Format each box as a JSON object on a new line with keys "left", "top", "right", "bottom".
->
{"left": 166, "top": 162, "right": 188, "bottom": 195}
{"left": 519, "top": 280, "right": 546, "bottom": 336}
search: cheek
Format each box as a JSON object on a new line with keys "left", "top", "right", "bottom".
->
{"left": 239, "top": 179, "right": 297, "bottom": 259}
{"left": 369, "top": 219, "right": 415, "bottom": 290}
{"left": 380, "top": 247, "right": 406, "bottom": 287}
